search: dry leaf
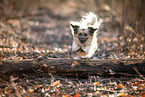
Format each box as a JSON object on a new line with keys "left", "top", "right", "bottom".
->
{"left": 62, "top": 94, "right": 72, "bottom": 97}
{"left": 50, "top": 80, "right": 60, "bottom": 86}
{"left": 134, "top": 82, "right": 139, "bottom": 86}
{"left": 74, "top": 93, "right": 80, "bottom": 97}
{"left": 142, "top": 94, "right": 145, "bottom": 97}
{"left": 28, "top": 89, "right": 34, "bottom": 93}
{"left": 0, "top": 62, "right": 4, "bottom": 65}
{"left": 134, "top": 81, "right": 145, "bottom": 86}
{"left": 71, "top": 61, "right": 80, "bottom": 67}
{"left": 117, "top": 93, "right": 127, "bottom": 96}
{"left": 57, "top": 87, "right": 60, "bottom": 90}
{"left": 93, "top": 82, "right": 100, "bottom": 86}
{"left": 117, "top": 83, "right": 124, "bottom": 89}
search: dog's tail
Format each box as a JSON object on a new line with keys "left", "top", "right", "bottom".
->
{"left": 80, "top": 12, "right": 102, "bottom": 29}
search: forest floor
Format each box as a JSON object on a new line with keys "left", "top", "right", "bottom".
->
{"left": 0, "top": 8, "right": 145, "bottom": 96}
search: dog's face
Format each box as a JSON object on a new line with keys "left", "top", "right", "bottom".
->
{"left": 71, "top": 24, "right": 97, "bottom": 44}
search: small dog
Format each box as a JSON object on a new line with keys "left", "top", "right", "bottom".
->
{"left": 70, "top": 12, "right": 102, "bottom": 58}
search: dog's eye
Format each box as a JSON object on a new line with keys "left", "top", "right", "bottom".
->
{"left": 88, "top": 27, "right": 97, "bottom": 36}
{"left": 71, "top": 24, "right": 79, "bottom": 34}
{"left": 78, "top": 33, "right": 82, "bottom": 36}
{"left": 74, "top": 29, "right": 78, "bottom": 34}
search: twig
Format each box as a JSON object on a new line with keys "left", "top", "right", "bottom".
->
{"left": 49, "top": 73, "right": 55, "bottom": 82}
{"left": 10, "top": 75, "right": 22, "bottom": 97}
{"left": 133, "top": 66, "right": 145, "bottom": 80}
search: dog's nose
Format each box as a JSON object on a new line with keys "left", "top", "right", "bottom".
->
{"left": 78, "top": 33, "right": 88, "bottom": 43}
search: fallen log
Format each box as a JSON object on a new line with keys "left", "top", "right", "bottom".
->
{"left": 0, "top": 58, "right": 145, "bottom": 78}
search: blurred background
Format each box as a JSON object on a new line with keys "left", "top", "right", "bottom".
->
{"left": 0, "top": 0, "right": 144, "bottom": 59}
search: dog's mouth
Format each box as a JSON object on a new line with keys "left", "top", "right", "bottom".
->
{"left": 78, "top": 37, "right": 88, "bottom": 43}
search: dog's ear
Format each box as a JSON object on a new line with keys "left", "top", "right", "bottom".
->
{"left": 88, "top": 27, "right": 97, "bottom": 36}
{"left": 71, "top": 24, "right": 80, "bottom": 34}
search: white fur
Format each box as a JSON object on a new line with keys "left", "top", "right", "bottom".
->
{"left": 71, "top": 12, "right": 102, "bottom": 58}
{"left": 80, "top": 12, "right": 102, "bottom": 29}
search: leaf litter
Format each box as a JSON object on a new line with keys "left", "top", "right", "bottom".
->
{"left": 0, "top": 7, "right": 145, "bottom": 97}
